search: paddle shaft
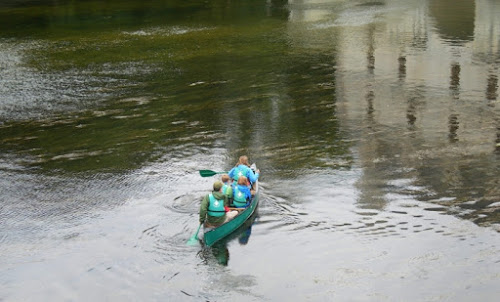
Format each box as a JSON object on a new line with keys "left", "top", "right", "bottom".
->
{"left": 186, "top": 223, "right": 202, "bottom": 245}
{"left": 199, "top": 170, "right": 229, "bottom": 177}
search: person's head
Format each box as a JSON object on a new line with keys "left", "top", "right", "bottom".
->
{"left": 236, "top": 155, "right": 249, "bottom": 167}
{"left": 221, "top": 174, "right": 230, "bottom": 183}
{"left": 237, "top": 176, "right": 248, "bottom": 186}
{"left": 213, "top": 181, "right": 223, "bottom": 191}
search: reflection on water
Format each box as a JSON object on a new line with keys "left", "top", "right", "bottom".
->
{"left": 327, "top": 0, "right": 499, "bottom": 227}
{"left": 487, "top": 73, "right": 498, "bottom": 101}
{"left": 0, "top": 0, "right": 499, "bottom": 301}
{"left": 199, "top": 208, "right": 258, "bottom": 266}
{"left": 429, "top": 0, "right": 475, "bottom": 43}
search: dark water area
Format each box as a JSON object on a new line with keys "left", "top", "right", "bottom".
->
{"left": 1, "top": 0, "right": 499, "bottom": 301}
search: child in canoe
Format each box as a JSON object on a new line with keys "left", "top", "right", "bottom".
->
{"left": 220, "top": 174, "right": 233, "bottom": 205}
{"left": 232, "top": 176, "right": 252, "bottom": 208}
{"left": 228, "top": 155, "right": 260, "bottom": 186}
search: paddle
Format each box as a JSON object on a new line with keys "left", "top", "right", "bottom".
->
{"left": 186, "top": 223, "right": 202, "bottom": 246}
{"left": 199, "top": 170, "right": 228, "bottom": 177}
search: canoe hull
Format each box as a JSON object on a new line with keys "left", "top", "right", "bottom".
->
{"left": 203, "top": 182, "right": 259, "bottom": 247}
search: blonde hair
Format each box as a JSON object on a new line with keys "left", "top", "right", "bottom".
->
{"left": 236, "top": 155, "right": 250, "bottom": 167}
{"left": 237, "top": 175, "right": 248, "bottom": 186}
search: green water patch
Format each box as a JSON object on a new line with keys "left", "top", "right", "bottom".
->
{"left": 0, "top": 0, "right": 351, "bottom": 174}
{"left": 0, "top": 95, "right": 219, "bottom": 173}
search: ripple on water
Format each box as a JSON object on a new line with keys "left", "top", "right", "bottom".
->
{"left": 0, "top": 40, "right": 120, "bottom": 122}
{"left": 259, "top": 175, "right": 492, "bottom": 244}
{"left": 164, "top": 193, "right": 202, "bottom": 214}
{"left": 121, "top": 26, "right": 213, "bottom": 37}
{"left": 138, "top": 221, "right": 204, "bottom": 264}
{"left": 257, "top": 194, "right": 305, "bottom": 231}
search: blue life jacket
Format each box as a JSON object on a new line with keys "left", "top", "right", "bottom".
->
{"left": 233, "top": 186, "right": 248, "bottom": 208}
{"left": 208, "top": 194, "right": 225, "bottom": 217}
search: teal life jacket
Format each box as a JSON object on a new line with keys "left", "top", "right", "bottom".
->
{"left": 232, "top": 166, "right": 246, "bottom": 182}
{"left": 233, "top": 186, "right": 248, "bottom": 208}
{"left": 222, "top": 184, "right": 232, "bottom": 199}
{"left": 208, "top": 194, "right": 225, "bottom": 217}
{"left": 222, "top": 184, "right": 229, "bottom": 195}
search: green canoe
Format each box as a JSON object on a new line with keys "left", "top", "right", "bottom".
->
{"left": 203, "top": 180, "right": 260, "bottom": 247}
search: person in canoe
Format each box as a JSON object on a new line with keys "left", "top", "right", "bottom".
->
{"left": 220, "top": 174, "right": 233, "bottom": 205}
{"left": 232, "top": 175, "right": 252, "bottom": 208}
{"left": 228, "top": 155, "right": 260, "bottom": 194}
{"left": 199, "top": 181, "right": 238, "bottom": 230}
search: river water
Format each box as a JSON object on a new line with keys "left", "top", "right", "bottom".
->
{"left": 0, "top": 0, "right": 499, "bottom": 301}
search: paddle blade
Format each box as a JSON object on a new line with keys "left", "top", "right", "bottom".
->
{"left": 199, "top": 170, "right": 222, "bottom": 177}
{"left": 186, "top": 235, "right": 199, "bottom": 246}
{"left": 186, "top": 224, "right": 202, "bottom": 246}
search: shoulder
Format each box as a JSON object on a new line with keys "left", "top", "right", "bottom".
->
{"left": 240, "top": 165, "right": 251, "bottom": 172}
{"left": 213, "top": 192, "right": 225, "bottom": 199}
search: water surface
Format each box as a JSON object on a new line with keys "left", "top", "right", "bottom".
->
{"left": 1, "top": 0, "right": 499, "bottom": 301}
